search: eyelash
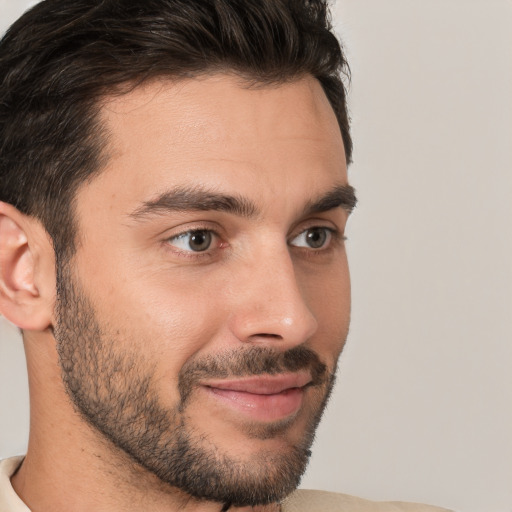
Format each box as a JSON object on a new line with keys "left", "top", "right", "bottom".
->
{"left": 163, "top": 224, "right": 345, "bottom": 261}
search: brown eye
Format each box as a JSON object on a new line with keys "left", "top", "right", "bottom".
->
{"left": 305, "top": 228, "right": 327, "bottom": 248}
{"left": 290, "top": 227, "right": 332, "bottom": 249}
{"left": 188, "top": 230, "right": 212, "bottom": 251}
{"left": 169, "top": 229, "right": 213, "bottom": 252}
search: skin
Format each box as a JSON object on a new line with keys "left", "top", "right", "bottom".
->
{"left": 0, "top": 74, "right": 352, "bottom": 512}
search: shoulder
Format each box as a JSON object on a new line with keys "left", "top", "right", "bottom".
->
{"left": 0, "top": 457, "right": 30, "bottom": 512}
{"left": 282, "top": 489, "right": 453, "bottom": 512}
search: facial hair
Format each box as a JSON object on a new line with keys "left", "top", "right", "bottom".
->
{"left": 54, "top": 264, "right": 338, "bottom": 507}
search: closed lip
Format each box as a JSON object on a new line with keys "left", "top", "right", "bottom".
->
{"left": 202, "top": 372, "right": 312, "bottom": 395}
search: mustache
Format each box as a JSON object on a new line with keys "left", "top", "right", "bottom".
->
{"left": 178, "top": 345, "right": 328, "bottom": 403}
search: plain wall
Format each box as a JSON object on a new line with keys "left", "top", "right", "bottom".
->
{"left": 1, "top": 2, "right": 511, "bottom": 512}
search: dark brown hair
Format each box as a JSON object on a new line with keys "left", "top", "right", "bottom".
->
{"left": 0, "top": 0, "right": 351, "bottom": 260}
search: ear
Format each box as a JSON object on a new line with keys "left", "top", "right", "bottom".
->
{"left": 0, "top": 202, "right": 55, "bottom": 331}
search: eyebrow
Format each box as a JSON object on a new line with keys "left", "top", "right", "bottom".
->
{"left": 128, "top": 184, "right": 357, "bottom": 222}
{"left": 129, "top": 186, "right": 258, "bottom": 221}
{"left": 303, "top": 184, "right": 357, "bottom": 216}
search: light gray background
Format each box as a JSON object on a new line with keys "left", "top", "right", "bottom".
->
{"left": 1, "top": 2, "right": 511, "bottom": 512}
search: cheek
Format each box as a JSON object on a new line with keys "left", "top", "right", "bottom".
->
{"left": 80, "top": 266, "right": 228, "bottom": 398}
{"left": 301, "top": 251, "right": 350, "bottom": 308}
{"left": 300, "top": 258, "right": 351, "bottom": 357}
{"left": 118, "top": 289, "right": 222, "bottom": 350}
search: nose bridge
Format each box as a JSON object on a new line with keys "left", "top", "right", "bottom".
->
{"left": 228, "top": 243, "right": 318, "bottom": 347}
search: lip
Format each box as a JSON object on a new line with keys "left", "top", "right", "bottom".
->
{"left": 202, "top": 372, "right": 312, "bottom": 422}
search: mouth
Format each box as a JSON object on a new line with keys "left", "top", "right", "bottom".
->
{"left": 202, "top": 372, "right": 312, "bottom": 422}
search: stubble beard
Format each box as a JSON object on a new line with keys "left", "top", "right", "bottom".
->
{"left": 53, "top": 264, "right": 339, "bottom": 507}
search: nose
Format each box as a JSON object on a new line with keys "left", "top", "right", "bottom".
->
{"left": 227, "top": 247, "right": 318, "bottom": 349}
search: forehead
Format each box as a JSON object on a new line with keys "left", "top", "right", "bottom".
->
{"left": 79, "top": 74, "right": 347, "bottom": 219}
{"left": 103, "top": 74, "right": 343, "bottom": 154}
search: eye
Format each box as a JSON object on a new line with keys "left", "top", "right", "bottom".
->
{"left": 168, "top": 229, "right": 214, "bottom": 252}
{"left": 290, "top": 227, "right": 333, "bottom": 249}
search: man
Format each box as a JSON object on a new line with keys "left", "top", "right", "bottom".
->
{"left": 0, "top": 1, "right": 451, "bottom": 511}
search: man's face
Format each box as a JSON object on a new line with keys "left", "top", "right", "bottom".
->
{"left": 54, "top": 75, "right": 353, "bottom": 506}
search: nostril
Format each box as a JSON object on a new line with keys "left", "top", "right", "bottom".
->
{"left": 250, "top": 333, "right": 283, "bottom": 341}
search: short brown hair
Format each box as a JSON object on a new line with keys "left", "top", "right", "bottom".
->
{"left": 0, "top": 0, "right": 351, "bottom": 261}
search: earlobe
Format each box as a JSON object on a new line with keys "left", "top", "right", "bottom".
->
{"left": 0, "top": 202, "right": 55, "bottom": 331}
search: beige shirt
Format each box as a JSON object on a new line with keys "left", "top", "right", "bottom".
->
{"left": 0, "top": 457, "right": 452, "bottom": 512}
